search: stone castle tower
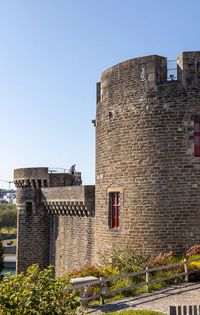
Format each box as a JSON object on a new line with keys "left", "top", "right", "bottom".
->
{"left": 14, "top": 167, "right": 95, "bottom": 275}
{"left": 15, "top": 51, "right": 200, "bottom": 274}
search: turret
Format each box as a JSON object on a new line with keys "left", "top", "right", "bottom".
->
{"left": 14, "top": 167, "right": 82, "bottom": 272}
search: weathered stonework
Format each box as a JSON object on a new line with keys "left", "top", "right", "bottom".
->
{"left": 15, "top": 51, "right": 200, "bottom": 275}
{"left": 95, "top": 51, "right": 200, "bottom": 260}
{"left": 14, "top": 168, "right": 95, "bottom": 275}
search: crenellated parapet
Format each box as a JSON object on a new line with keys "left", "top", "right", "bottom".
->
{"left": 16, "top": 51, "right": 200, "bottom": 275}
{"left": 44, "top": 201, "right": 90, "bottom": 216}
{"left": 14, "top": 167, "right": 81, "bottom": 188}
{"left": 95, "top": 51, "right": 200, "bottom": 260}
{"left": 42, "top": 185, "right": 95, "bottom": 217}
{"left": 14, "top": 166, "right": 95, "bottom": 274}
{"left": 177, "top": 51, "right": 200, "bottom": 85}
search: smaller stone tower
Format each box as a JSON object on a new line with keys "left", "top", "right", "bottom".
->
{"left": 14, "top": 167, "right": 82, "bottom": 273}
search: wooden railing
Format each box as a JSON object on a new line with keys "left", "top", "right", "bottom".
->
{"left": 71, "top": 257, "right": 200, "bottom": 305}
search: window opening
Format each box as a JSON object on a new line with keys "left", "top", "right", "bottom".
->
{"left": 26, "top": 202, "right": 32, "bottom": 213}
{"left": 109, "top": 192, "right": 120, "bottom": 228}
{"left": 43, "top": 179, "right": 48, "bottom": 187}
{"left": 194, "top": 122, "right": 200, "bottom": 157}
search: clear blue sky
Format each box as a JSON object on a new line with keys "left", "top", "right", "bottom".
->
{"left": 0, "top": 0, "right": 200, "bottom": 188}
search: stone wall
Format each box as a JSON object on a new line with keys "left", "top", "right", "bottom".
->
{"left": 16, "top": 187, "right": 50, "bottom": 272}
{"left": 15, "top": 167, "right": 95, "bottom": 275}
{"left": 49, "top": 215, "right": 94, "bottom": 276}
{"left": 14, "top": 167, "right": 81, "bottom": 188}
{"left": 95, "top": 52, "right": 200, "bottom": 260}
{"left": 42, "top": 186, "right": 95, "bottom": 275}
{"left": 15, "top": 52, "right": 200, "bottom": 275}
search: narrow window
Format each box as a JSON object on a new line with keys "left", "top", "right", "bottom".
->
{"left": 43, "top": 180, "right": 48, "bottom": 187}
{"left": 109, "top": 192, "right": 120, "bottom": 228}
{"left": 26, "top": 202, "right": 32, "bottom": 213}
{"left": 194, "top": 122, "right": 200, "bottom": 157}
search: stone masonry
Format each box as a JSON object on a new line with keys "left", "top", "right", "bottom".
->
{"left": 14, "top": 167, "right": 95, "bottom": 275}
{"left": 15, "top": 51, "right": 200, "bottom": 275}
{"left": 95, "top": 51, "right": 200, "bottom": 261}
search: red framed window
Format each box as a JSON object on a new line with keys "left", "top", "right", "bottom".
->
{"left": 194, "top": 122, "right": 200, "bottom": 157}
{"left": 109, "top": 192, "right": 120, "bottom": 228}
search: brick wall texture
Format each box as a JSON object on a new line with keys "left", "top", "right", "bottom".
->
{"left": 95, "top": 51, "right": 200, "bottom": 260}
{"left": 16, "top": 188, "right": 50, "bottom": 273}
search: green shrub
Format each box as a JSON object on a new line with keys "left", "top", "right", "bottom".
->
{"left": 148, "top": 252, "right": 185, "bottom": 289}
{"left": 185, "top": 254, "right": 200, "bottom": 282}
{"left": 0, "top": 204, "right": 17, "bottom": 230}
{"left": 0, "top": 238, "right": 3, "bottom": 273}
{"left": 66, "top": 248, "right": 200, "bottom": 307}
{"left": 99, "top": 244, "right": 147, "bottom": 273}
{"left": 0, "top": 264, "right": 82, "bottom": 315}
{"left": 64, "top": 249, "right": 148, "bottom": 304}
{"left": 67, "top": 265, "right": 109, "bottom": 279}
{"left": 148, "top": 252, "right": 176, "bottom": 268}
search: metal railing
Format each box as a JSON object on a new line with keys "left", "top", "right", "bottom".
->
{"left": 167, "top": 59, "right": 177, "bottom": 81}
{"left": 48, "top": 168, "right": 69, "bottom": 174}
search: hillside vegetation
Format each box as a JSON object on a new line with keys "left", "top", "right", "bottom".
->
{"left": 0, "top": 204, "right": 17, "bottom": 232}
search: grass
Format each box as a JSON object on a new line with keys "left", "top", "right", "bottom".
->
{"left": 93, "top": 310, "right": 166, "bottom": 315}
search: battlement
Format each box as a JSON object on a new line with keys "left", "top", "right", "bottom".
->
{"left": 177, "top": 51, "right": 200, "bottom": 85}
{"left": 14, "top": 167, "right": 82, "bottom": 188}
{"left": 97, "top": 51, "right": 200, "bottom": 103}
{"left": 16, "top": 51, "right": 200, "bottom": 276}
{"left": 15, "top": 167, "right": 94, "bottom": 273}
{"left": 42, "top": 185, "right": 95, "bottom": 217}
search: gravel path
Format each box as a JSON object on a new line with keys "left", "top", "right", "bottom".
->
{"left": 86, "top": 282, "right": 200, "bottom": 314}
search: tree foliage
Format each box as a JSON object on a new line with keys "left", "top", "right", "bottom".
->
{"left": 0, "top": 238, "right": 4, "bottom": 273}
{"left": 0, "top": 264, "right": 82, "bottom": 315}
{"left": 0, "top": 204, "right": 17, "bottom": 229}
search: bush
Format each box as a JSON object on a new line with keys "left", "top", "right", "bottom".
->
{"left": 186, "top": 244, "right": 200, "bottom": 256}
{"left": 98, "top": 246, "right": 147, "bottom": 297}
{"left": 0, "top": 238, "right": 3, "bottom": 273}
{"left": 185, "top": 254, "right": 200, "bottom": 282}
{"left": 0, "top": 264, "right": 82, "bottom": 315}
{"left": 0, "top": 204, "right": 17, "bottom": 230}
{"left": 148, "top": 252, "right": 176, "bottom": 268}
{"left": 65, "top": 247, "right": 149, "bottom": 303}
{"left": 67, "top": 265, "right": 104, "bottom": 279}
{"left": 147, "top": 252, "right": 185, "bottom": 289}
{"left": 99, "top": 244, "right": 147, "bottom": 273}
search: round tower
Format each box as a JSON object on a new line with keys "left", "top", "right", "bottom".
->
{"left": 14, "top": 166, "right": 84, "bottom": 273}
{"left": 14, "top": 168, "right": 51, "bottom": 272}
{"left": 95, "top": 52, "right": 200, "bottom": 259}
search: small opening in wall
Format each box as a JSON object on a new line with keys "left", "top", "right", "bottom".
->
{"left": 109, "top": 192, "right": 120, "bottom": 229}
{"left": 167, "top": 60, "right": 177, "bottom": 81}
{"left": 43, "top": 180, "right": 48, "bottom": 187}
{"left": 37, "top": 179, "right": 42, "bottom": 188}
{"left": 194, "top": 121, "right": 200, "bottom": 157}
{"left": 26, "top": 202, "right": 32, "bottom": 213}
{"left": 109, "top": 111, "right": 113, "bottom": 119}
